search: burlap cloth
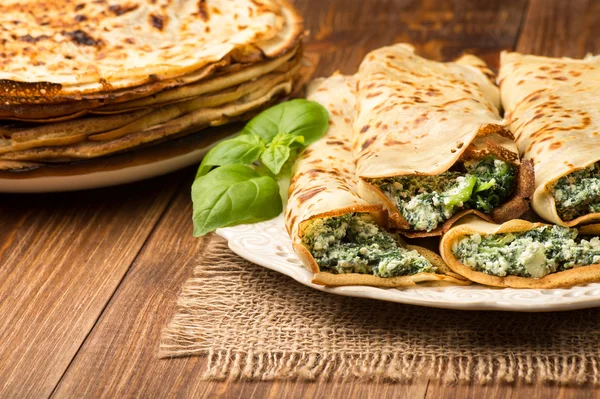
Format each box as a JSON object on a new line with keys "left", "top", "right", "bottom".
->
{"left": 159, "top": 235, "right": 600, "bottom": 384}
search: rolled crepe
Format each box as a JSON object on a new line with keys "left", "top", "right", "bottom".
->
{"left": 354, "top": 44, "right": 533, "bottom": 237}
{"left": 440, "top": 216, "right": 600, "bottom": 288}
{"left": 499, "top": 51, "right": 600, "bottom": 226}
{"left": 285, "top": 74, "right": 468, "bottom": 287}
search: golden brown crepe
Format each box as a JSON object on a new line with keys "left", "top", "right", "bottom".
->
{"left": 2, "top": 45, "right": 302, "bottom": 121}
{"left": 0, "top": 0, "right": 302, "bottom": 104}
{"left": 498, "top": 51, "right": 600, "bottom": 226}
{"left": 0, "top": 81, "right": 292, "bottom": 162}
{"left": 440, "top": 217, "right": 600, "bottom": 289}
{"left": 353, "top": 44, "right": 533, "bottom": 237}
{"left": 285, "top": 74, "right": 468, "bottom": 287}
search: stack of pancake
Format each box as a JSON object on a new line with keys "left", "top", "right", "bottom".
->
{"left": 0, "top": 0, "right": 303, "bottom": 172}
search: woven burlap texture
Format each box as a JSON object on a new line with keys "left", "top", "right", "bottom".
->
{"left": 159, "top": 235, "right": 600, "bottom": 384}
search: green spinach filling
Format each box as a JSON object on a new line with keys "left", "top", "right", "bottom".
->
{"left": 370, "top": 157, "right": 516, "bottom": 232}
{"left": 301, "top": 213, "right": 436, "bottom": 277}
{"left": 453, "top": 226, "right": 600, "bottom": 278}
{"left": 552, "top": 162, "right": 600, "bottom": 221}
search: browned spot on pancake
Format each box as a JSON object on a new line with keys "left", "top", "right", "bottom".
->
{"left": 550, "top": 142, "right": 562, "bottom": 150}
{"left": 63, "top": 30, "right": 101, "bottom": 46}
{"left": 569, "top": 71, "right": 582, "bottom": 77}
{"left": 414, "top": 115, "right": 427, "bottom": 126}
{"left": 553, "top": 76, "right": 568, "bottom": 81}
{"left": 326, "top": 140, "right": 345, "bottom": 146}
{"left": 366, "top": 91, "right": 382, "bottom": 99}
{"left": 99, "top": 78, "right": 113, "bottom": 91}
{"left": 75, "top": 3, "right": 86, "bottom": 11}
{"left": 360, "top": 125, "right": 370, "bottom": 134}
{"left": 517, "top": 79, "right": 525, "bottom": 85}
{"left": 74, "top": 14, "right": 88, "bottom": 22}
{"left": 150, "top": 14, "right": 166, "bottom": 30}
{"left": 18, "top": 34, "right": 49, "bottom": 44}
{"left": 108, "top": 4, "right": 139, "bottom": 16}
{"left": 198, "top": 0, "right": 210, "bottom": 22}
{"left": 361, "top": 136, "right": 376, "bottom": 150}
{"left": 385, "top": 139, "right": 409, "bottom": 146}
{"left": 0, "top": 80, "right": 62, "bottom": 99}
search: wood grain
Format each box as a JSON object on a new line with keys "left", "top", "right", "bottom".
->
{"left": 52, "top": 177, "right": 429, "bottom": 398}
{"left": 5, "top": 0, "right": 600, "bottom": 397}
{"left": 0, "top": 174, "right": 183, "bottom": 398}
{"left": 52, "top": 0, "right": 533, "bottom": 397}
{"left": 426, "top": 1, "right": 600, "bottom": 397}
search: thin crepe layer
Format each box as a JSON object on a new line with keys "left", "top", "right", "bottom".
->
{"left": 0, "top": 81, "right": 292, "bottom": 162}
{"left": 0, "top": 45, "right": 301, "bottom": 121}
{"left": 440, "top": 217, "right": 600, "bottom": 288}
{"left": 0, "top": 0, "right": 302, "bottom": 102}
{"left": 354, "top": 44, "right": 531, "bottom": 234}
{"left": 498, "top": 51, "right": 600, "bottom": 226}
{"left": 285, "top": 74, "right": 468, "bottom": 287}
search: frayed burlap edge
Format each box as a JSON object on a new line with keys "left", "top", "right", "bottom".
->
{"left": 159, "top": 236, "right": 600, "bottom": 385}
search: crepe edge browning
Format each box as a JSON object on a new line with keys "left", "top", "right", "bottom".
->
{"left": 0, "top": 0, "right": 304, "bottom": 106}
{"left": 291, "top": 206, "right": 470, "bottom": 287}
{"left": 0, "top": 44, "right": 303, "bottom": 121}
{"left": 440, "top": 218, "right": 600, "bottom": 288}
{"left": 287, "top": 74, "right": 469, "bottom": 288}
{"left": 498, "top": 51, "right": 600, "bottom": 228}
{"left": 357, "top": 132, "right": 535, "bottom": 237}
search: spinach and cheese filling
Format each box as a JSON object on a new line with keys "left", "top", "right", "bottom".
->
{"left": 552, "top": 162, "right": 600, "bottom": 221}
{"left": 301, "top": 213, "right": 437, "bottom": 276}
{"left": 370, "top": 157, "right": 516, "bottom": 232}
{"left": 453, "top": 225, "right": 600, "bottom": 278}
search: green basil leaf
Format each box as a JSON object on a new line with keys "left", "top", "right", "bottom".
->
{"left": 242, "top": 99, "right": 329, "bottom": 145}
{"left": 260, "top": 132, "right": 304, "bottom": 175}
{"left": 196, "top": 133, "right": 265, "bottom": 177}
{"left": 192, "top": 164, "right": 282, "bottom": 236}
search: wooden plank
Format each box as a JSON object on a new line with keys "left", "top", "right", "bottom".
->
{"left": 514, "top": 0, "right": 600, "bottom": 56}
{"left": 298, "top": 0, "right": 528, "bottom": 72}
{"left": 51, "top": 172, "right": 428, "bottom": 398}
{"left": 54, "top": 0, "right": 530, "bottom": 397}
{"left": 427, "top": 0, "right": 600, "bottom": 396}
{"left": 426, "top": 382, "right": 599, "bottom": 399}
{"left": 0, "top": 174, "right": 183, "bottom": 398}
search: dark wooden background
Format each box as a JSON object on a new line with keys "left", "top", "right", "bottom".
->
{"left": 1, "top": 0, "right": 600, "bottom": 397}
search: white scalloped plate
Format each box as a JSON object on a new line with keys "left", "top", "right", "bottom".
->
{"left": 217, "top": 215, "right": 600, "bottom": 312}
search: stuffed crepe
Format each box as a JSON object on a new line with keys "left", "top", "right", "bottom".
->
{"left": 354, "top": 44, "right": 534, "bottom": 237}
{"left": 499, "top": 51, "right": 600, "bottom": 226}
{"left": 285, "top": 74, "right": 468, "bottom": 287}
{"left": 440, "top": 216, "right": 600, "bottom": 288}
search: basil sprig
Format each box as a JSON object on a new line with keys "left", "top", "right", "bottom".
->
{"left": 192, "top": 99, "right": 329, "bottom": 236}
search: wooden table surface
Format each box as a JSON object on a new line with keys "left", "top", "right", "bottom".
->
{"left": 2, "top": 0, "right": 600, "bottom": 398}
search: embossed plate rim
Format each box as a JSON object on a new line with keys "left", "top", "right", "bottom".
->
{"left": 217, "top": 214, "right": 600, "bottom": 312}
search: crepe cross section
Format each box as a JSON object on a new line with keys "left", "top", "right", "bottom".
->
{"left": 0, "top": 0, "right": 304, "bottom": 171}
{"left": 285, "top": 43, "right": 600, "bottom": 289}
